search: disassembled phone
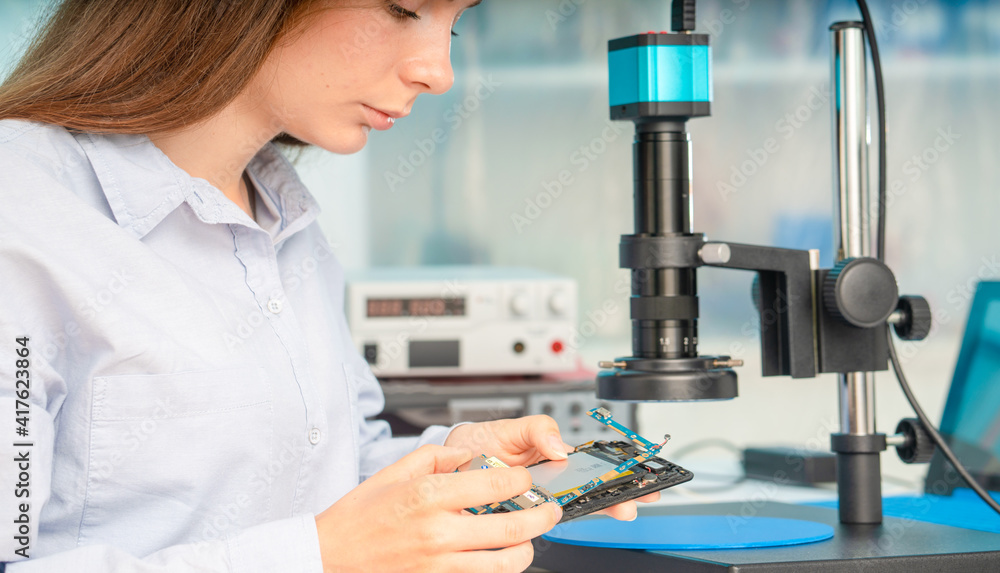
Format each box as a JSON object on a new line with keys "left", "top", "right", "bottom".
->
{"left": 463, "top": 407, "right": 693, "bottom": 523}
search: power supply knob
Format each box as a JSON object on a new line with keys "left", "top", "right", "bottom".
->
{"left": 548, "top": 291, "right": 570, "bottom": 316}
{"left": 510, "top": 293, "right": 531, "bottom": 316}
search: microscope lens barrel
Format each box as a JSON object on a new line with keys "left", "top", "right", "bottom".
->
{"left": 600, "top": 31, "right": 737, "bottom": 402}
{"left": 631, "top": 128, "right": 698, "bottom": 359}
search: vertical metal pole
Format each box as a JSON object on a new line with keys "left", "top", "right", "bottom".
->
{"left": 831, "top": 21, "right": 882, "bottom": 524}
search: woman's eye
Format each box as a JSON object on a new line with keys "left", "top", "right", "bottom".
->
{"left": 387, "top": 2, "right": 420, "bottom": 21}
{"left": 387, "top": 2, "right": 461, "bottom": 37}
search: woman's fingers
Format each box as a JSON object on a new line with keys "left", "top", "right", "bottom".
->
{"left": 593, "top": 489, "right": 660, "bottom": 520}
{"left": 410, "top": 465, "right": 536, "bottom": 511}
{"left": 596, "top": 500, "right": 639, "bottom": 521}
{"left": 367, "top": 444, "right": 474, "bottom": 485}
{"left": 446, "top": 503, "right": 562, "bottom": 551}
{"left": 441, "top": 540, "right": 536, "bottom": 573}
{"left": 517, "top": 415, "right": 574, "bottom": 461}
{"left": 635, "top": 491, "right": 661, "bottom": 503}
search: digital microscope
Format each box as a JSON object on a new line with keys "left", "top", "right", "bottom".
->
{"left": 533, "top": 1, "right": 1000, "bottom": 570}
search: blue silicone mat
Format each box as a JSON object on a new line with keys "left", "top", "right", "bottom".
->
{"left": 542, "top": 515, "right": 835, "bottom": 550}
{"left": 808, "top": 488, "right": 1000, "bottom": 534}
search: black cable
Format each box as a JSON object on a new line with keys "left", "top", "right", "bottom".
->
{"left": 668, "top": 438, "right": 743, "bottom": 461}
{"left": 665, "top": 439, "right": 747, "bottom": 491}
{"left": 682, "top": 474, "right": 748, "bottom": 492}
{"left": 855, "top": 0, "right": 887, "bottom": 263}
{"left": 887, "top": 340, "right": 1000, "bottom": 513}
{"left": 855, "top": 0, "right": 1000, "bottom": 516}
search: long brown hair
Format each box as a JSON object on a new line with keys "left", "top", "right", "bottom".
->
{"left": 0, "top": 0, "right": 336, "bottom": 146}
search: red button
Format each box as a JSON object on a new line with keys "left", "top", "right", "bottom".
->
{"left": 551, "top": 341, "right": 564, "bottom": 353}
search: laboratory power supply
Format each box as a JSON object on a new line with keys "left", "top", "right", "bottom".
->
{"left": 345, "top": 266, "right": 579, "bottom": 378}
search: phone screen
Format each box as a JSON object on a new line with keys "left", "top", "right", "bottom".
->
{"left": 527, "top": 452, "right": 623, "bottom": 496}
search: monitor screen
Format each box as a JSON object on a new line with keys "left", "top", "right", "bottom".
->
{"left": 927, "top": 281, "right": 1000, "bottom": 493}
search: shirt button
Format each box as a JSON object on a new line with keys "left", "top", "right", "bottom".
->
{"left": 309, "top": 428, "right": 321, "bottom": 445}
{"left": 267, "top": 298, "right": 283, "bottom": 314}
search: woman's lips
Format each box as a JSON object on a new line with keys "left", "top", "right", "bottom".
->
{"left": 362, "top": 104, "right": 398, "bottom": 131}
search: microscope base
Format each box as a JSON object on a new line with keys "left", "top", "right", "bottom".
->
{"left": 532, "top": 501, "right": 1000, "bottom": 572}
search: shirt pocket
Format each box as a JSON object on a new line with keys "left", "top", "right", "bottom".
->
{"left": 79, "top": 366, "right": 273, "bottom": 554}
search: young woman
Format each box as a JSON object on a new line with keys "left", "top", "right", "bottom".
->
{"left": 0, "top": 1, "right": 654, "bottom": 571}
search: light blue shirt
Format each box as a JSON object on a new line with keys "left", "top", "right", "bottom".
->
{"left": 0, "top": 119, "right": 454, "bottom": 572}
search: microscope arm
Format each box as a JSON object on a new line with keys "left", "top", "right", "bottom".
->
{"left": 701, "top": 242, "right": 817, "bottom": 379}
{"left": 704, "top": 239, "right": 896, "bottom": 380}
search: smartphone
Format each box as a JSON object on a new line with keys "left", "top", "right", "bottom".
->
{"left": 527, "top": 440, "right": 693, "bottom": 522}
{"left": 463, "top": 440, "right": 693, "bottom": 523}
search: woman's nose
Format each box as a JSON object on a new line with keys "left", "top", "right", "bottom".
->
{"left": 401, "top": 36, "right": 455, "bottom": 95}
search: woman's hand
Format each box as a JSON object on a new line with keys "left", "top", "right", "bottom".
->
{"left": 315, "top": 444, "right": 561, "bottom": 573}
{"left": 443, "top": 415, "right": 574, "bottom": 467}
{"left": 443, "top": 416, "right": 661, "bottom": 522}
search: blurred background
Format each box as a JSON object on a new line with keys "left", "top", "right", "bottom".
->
{"left": 3, "top": 0, "right": 999, "bottom": 487}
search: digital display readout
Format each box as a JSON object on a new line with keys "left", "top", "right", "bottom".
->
{"left": 366, "top": 297, "right": 466, "bottom": 318}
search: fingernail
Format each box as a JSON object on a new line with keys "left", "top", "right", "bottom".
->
{"left": 548, "top": 435, "right": 568, "bottom": 459}
{"left": 551, "top": 502, "right": 563, "bottom": 520}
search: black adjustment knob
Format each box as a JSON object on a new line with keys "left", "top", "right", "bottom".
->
{"left": 893, "top": 296, "right": 932, "bottom": 341}
{"left": 823, "top": 257, "right": 899, "bottom": 328}
{"left": 750, "top": 275, "right": 761, "bottom": 312}
{"left": 895, "top": 418, "right": 935, "bottom": 464}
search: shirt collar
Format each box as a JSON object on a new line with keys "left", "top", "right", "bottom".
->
{"left": 74, "top": 131, "right": 320, "bottom": 245}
